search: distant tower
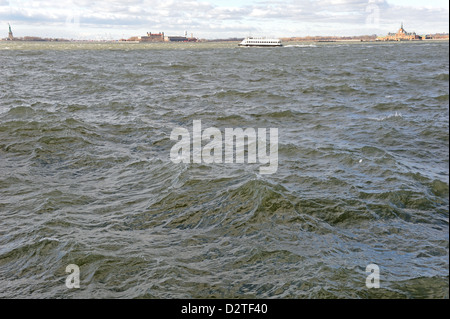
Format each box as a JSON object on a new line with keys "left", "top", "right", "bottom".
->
{"left": 8, "top": 23, "right": 13, "bottom": 40}
{"left": 398, "top": 22, "right": 406, "bottom": 35}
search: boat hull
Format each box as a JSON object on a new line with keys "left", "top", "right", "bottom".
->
{"left": 238, "top": 37, "right": 283, "bottom": 47}
{"left": 238, "top": 44, "right": 283, "bottom": 47}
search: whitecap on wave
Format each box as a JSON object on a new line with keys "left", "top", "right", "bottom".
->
{"left": 369, "top": 111, "right": 403, "bottom": 121}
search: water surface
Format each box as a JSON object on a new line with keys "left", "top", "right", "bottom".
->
{"left": 0, "top": 41, "right": 448, "bottom": 298}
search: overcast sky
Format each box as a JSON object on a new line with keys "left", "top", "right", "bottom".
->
{"left": 1, "top": 0, "right": 448, "bottom": 39}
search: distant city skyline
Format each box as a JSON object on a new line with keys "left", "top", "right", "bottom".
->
{"left": 1, "top": 0, "right": 449, "bottom": 40}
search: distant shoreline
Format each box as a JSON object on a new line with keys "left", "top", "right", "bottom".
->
{"left": 1, "top": 37, "right": 448, "bottom": 43}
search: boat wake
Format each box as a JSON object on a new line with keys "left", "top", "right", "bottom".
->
{"left": 284, "top": 44, "right": 318, "bottom": 48}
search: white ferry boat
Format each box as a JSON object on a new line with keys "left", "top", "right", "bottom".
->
{"left": 238, "top": 37, "right": 283, "bottom": 47}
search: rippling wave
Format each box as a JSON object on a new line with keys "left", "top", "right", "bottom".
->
{"left": 0, "top": 41, "right": 448, "bottom": 299}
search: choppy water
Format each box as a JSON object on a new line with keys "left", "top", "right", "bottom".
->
{"left": 0, "top": 41, "right": 448, "bottom": 299}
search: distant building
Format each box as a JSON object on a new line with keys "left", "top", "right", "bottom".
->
{"left": 139, "top": 32, "right": 165, "bottom": 42}
{"left": 424, "top": 33, "right": 449, "bottom": 40}
{"left": 164, "top": 36, "right": 188, "bottom": 42}
{"left": 164, "top": 35, "right": 198, "bottom": 42}
{"left": 120, "top": 31, "right": 198, "bottom": 43}
{"left": 379, "top": 23, "right": 422, "bottom": 41}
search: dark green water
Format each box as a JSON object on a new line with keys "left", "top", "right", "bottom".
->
{"left": 0, "top": 41, "right": 448, "bottom": 298}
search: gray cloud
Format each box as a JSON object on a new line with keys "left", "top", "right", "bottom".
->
{"left": 0, "top": 0, "right": 448, "bottom": 38}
